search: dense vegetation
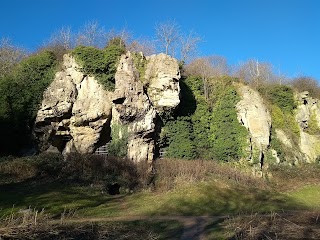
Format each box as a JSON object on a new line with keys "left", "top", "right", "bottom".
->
{"left": 0, "top": 37, "right": 125, "bottom": 156}
{"left": 0, "top": 50, "right": 58, "bottom": 155}
{"left": 160, "top": 75, "right": 248, "bottom": 161}
{"left": 71, "top": 38, "right": 125, "bottom": 91}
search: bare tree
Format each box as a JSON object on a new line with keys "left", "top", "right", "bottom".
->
{"left": 127, "top": 39, "right": 156, "bottom": 56}
{"left": 76, "top": 21, "right": 107, "bottom": 48}
{"left": 236, "top": 59, "right": 274, "bottom": 87}
{"left": 185, "top": 56, "right": 229, "bottom": 101}
{"left": 291, "top": 76, "right": 320, "bottom": 98}
{"left": 48, "top": 26, "right": 73, "bottom": 50}
{"left": 155, "top": 20, "right": 180, "bottom": 56}
{"left": 180, "top": 31, "right": 201, "bottom": 63}
{"left": 0, "top": 38, "right": 27, "bottom": 77}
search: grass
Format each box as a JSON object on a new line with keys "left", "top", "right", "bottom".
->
{"left": 1, "top": 154, "right": 320, "bottom": 238}
{"left": 0, "top": 216, "right": 183, "bottom": 240}
{"left": 0, "top": 175, "right": 308, "bottom": 218}
{"left": 288, "top": 185, "right": 320, "bottom": 209}
{"left": 208, "top": 211, "right": 320, "bottom": 239}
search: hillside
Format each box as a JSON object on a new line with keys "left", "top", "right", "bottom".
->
{"left": 4, "top": 46, "right": 319, "bottom": 170}
{"left": 1, "top": 38, "right": 320, "bottom": 239}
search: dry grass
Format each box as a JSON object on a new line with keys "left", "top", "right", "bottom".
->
{"left": 223, "top": 211, "right": 320, "bottom": 239}
{"left": 0, "top": 209, "right": 182, "bottom": 240}
{"left": 154, "top": 158, "right": 268, "bottom": 191}
{"left": 269, "top": 163, "right": 320, "bottom": 191}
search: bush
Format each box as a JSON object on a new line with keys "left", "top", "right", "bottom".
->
{"left": 259, "top": 84, "right": 297, "bottom": 113}
{"left": 210, "top": 86, "right": 248, "bottom": 161}
{"left": 305, "top": 111, "right": 320, "bottom": 135}
{"left": 72, "top": 42, "right": 125, "bottom": 91}
{"left": 161, "top": 118, "right": 196, "bottom": 160}
{"left": 108, "top": 124, "right": 129, "bottom": 158}
{"left": 0, "top": 153, "right": 150, "bottom": 191}
{"left": 0, "top": 50, "right": 57, "bottom": 155}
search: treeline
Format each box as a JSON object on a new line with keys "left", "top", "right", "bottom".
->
{"left": 1, "top": 20, "right": 319, "bottom": 159}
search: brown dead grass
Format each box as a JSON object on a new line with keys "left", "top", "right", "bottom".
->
{"left": 269, "top": 163, "right": 320, "bottom": 191}
{"left": 154, "top": 158, "right": 268, "bottom": 192}
{"left": 224, "top": 211, "right": 320, "bottom": 240}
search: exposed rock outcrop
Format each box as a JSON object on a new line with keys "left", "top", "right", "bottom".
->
{"left": 295, "top": 91, "right": 320, "bottom": 162}
{"left": 112, "top": 52, "right": 180, "bottom": 163}
{"left": 35, "top": 52, "right": 180, "bottom": 163}
{"left": 236, "top": 84, "right": 272, "bottom": 165}
{"left": 34, "top": 54, "right": 112, "bottom": 154}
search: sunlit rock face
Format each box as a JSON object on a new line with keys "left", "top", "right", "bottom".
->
{"left": 112, "top": 52, "right": 181, "bottom": 163}
{"left": 295, "top": 91, "right": 320, "bottom": 163}
{"left": 34, "top": 54, "right": 112, "bottom": 155}
{"left": 236, "top": 84, "right": 271, "bottom": 164}
{"left": 35, "top": 52, "right": 181, "bottom": 163}
{"left": 145, "top": 53, "right": 181, "bottom": 110}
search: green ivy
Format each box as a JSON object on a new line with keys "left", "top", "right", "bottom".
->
{"left": 209, "top": 86, "right": 248, "bottom": 162}
{"left": 162, "top": 117, "right": 196, "bottom": 160}
{"left": 108, "top": 124, "right": 128, "bottom": 157}
{"left": 305, "top": 111, "right": 320, "bottom": 135}
{"left": 72, "top": 43, "right": 125, "bottom": 91}
{"left": 132, "top": 52, "right": 148, "bottom": 81}
{"left": 0, "top": 50, "right": 57, "bottom": 155}
{"left": 259, "top": 84, "right": 297, "bottom": 113}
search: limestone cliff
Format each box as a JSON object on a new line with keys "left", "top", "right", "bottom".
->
{"left": 34, "top": 51, "right": 320, "bottom": 166}
{"left": 112, "top": 52, "right": 180, "bottom": 163}
{"left": 236, "top": 84, "right": 272, "bottom": 165}
{"left": 34, "top": 52, "right": 180, "bottom": 163}
{"left": 295, "top": 91, "right": 320, "bottom": 162}
{"left": 235, "top": 84, "right": 320, "bottom": 166}
{"left": 34, "top": 54, "right": 112, "bottom": 154}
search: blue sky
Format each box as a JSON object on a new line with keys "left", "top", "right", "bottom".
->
{"left": 1, "top": 0, "right": 319, "bottom": 79}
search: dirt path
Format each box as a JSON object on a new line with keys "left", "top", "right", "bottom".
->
{"left": 57, "top": 215, "right": 227, "bottom": 240}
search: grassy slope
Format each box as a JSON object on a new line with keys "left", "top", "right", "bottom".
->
{"left": 0, "top": 176, "right": 319, "bottom": 218}
{"left": 1, "top": 156, "right": 320, "bottom": 239}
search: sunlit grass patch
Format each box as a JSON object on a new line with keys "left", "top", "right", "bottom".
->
{"left": 287, "top": 185, "right": 320, "bottom": 209}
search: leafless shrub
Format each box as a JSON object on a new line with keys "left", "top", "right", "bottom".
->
{"left": 76, "top": 20, "right": 107, "bottom": 48}
{"left": 0, "top": 38, "right": 27, "bottom": 77}
{"left": 127, "top": 39, "right": 156, "bottom": 56}
{"left": 291, "top": 76, "right": 320, "bottom": 99}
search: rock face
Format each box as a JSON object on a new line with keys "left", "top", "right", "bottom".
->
{"left": 236, "top": 84, "right": 272, "bottom": 165}
{"left": 112, "top": 52, "right": 180, "bottom": 163}
{"left": 295, "top": 91, "right": 320, "bottom": 162}
{"left": 35, "top": 52, "right": 180, "bottom": 163}
{"left": 34, "top": 54, "right": 112, "bottom": 154}
{"left": 145, "top": 53, "right": 181, "bottom": 110}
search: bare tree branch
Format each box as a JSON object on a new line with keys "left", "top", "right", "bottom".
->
{"left": 155, "top": 20, "right": 180, "bottom": 56}
{"left": 0, "top": 38, "right": 27, "bottom": 77}
{"left": 76, "top": 21, "right": 107, "bottom": 48}
{"left": 180, "top": 31, "right": 201, "bottom": 63}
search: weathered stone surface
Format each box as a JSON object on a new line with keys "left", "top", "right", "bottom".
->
{"left": 295, "top": 91, "right": 320, "bottom": 162}
{"left": 236, "top": 84, "right": 271, "bottom": 164}
{"left": 275, "top": 129, "right": 293, "bottom": 149}
{"left": 145, "top": 53, "right": 181, "bottom": 110}
{"left": 112, "top": 52, "right": 180, "bottom": 163}
{"left": 35, "top": 51, "right": 180, "bottom": 162}
{"left": 34, "top": 54, "right": 112, "bottom": 154}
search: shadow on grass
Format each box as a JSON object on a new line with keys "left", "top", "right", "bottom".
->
{"left": 0, "top": 178, "right": 124, "bottom": 217}
{"left": 140, "top": 183, "right": 307, "bottom": 216}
